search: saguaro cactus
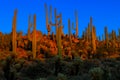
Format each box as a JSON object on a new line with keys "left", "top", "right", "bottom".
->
{"left": 12, "top": 9, "right": 17, "bottom": 54}
{"left": 86, "top": 27, "right": 88, "bottom": 42}
{"left": 68, "top": 19, "right": 72, "bottom": 45}
{"left": 32, "top": 14, "right": 37, "bottom": 59}
{"left": 88, "top": 23, "right": 91, "bottom": 41}
{"left": 92, "top": 26, "right": 96, "bottom": 53}
{"left": 104, "top": 26, "right": 109, "bottom": 48}
{"left": 112, "top": 30, "right": 116, "bottom": 48}
{"left": 72, "top": 11, "right": 78, "bottom": 38}
{"left": 90, "top": 17, "right": 93, "bottom": 43}
{"left": 90, "top": 17, "right": 93, "bottom": 32}
{"left": 45, "top": 3, "right": 51, "bottom": 36}
{"left": 57, "top": 26, "right": 62, "bottom": 58}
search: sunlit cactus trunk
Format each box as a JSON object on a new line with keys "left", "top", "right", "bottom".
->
{"left": 86, "top": 27, "right": 88, "bottom": 42}
{"left": 88, "top": 23, "right": 91, "bottom": 41}
{"left": 12, "top": 9, "right": 17, "bottom": 54}
{"left": 92, "top": 26, "right": 96, "bottom": 53}
{"left": 32, "top": 14, "right": 36, "bottom": 59}
{"left": 104, "top": 26, "right": 109, "bottom": 48}
{"left": 90, "top": 17, "right": 93, "bottom": 44}
{"left": 57, "top": 26, "right": 62, "bottom": 58}
{"left": 75, "top": 10, "right": 78, "bottom": 37}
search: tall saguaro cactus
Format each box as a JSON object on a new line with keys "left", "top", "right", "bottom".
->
{"left": 92, "top": 26, "right": 96, "bottom": 53}
{"left": 90, "top": 17, "right": 93, "bottom": 44}
{"left": 57, "top": 26, "right": 62, "bottom": 58}
{"left": 104, "top": 26, "right": 109, "bottom": 48}
{"left": 32, "top": 14, "right": 37, "bottom": 59}
{"left": 90, "top": 17, "right": 93, "bottom": 32}
{"left": 112, "top": 30, "right": 116, "bottom": 48}
{"left": 72, "top": 11, "right": 78, "bottom": 38}
{"left": 88, "top": 23, "right": 91, "bottom": 41}
{"left": 75, "top": 11, "right": 78, "bottom": 37}
{"left": 45, "top": 3, "right": 51, "bottom": 36}
{"left": 12, "top": 9, "right": 17, "bottom": 54}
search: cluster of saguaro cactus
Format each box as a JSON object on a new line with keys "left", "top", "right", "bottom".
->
{"left": 104, "top": 26, "right": 109, "bottom": 48}
{"left": 92, "top": 26, "right": 96, "bottom": 53}
{"left": 32, "top": 14, "right": 37, "bottom": 59}
{"left": 12, "top": 10, "right": 17, "bottom": 54}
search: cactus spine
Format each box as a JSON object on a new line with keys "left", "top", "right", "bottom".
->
{"left": 32, "top": 14, "right": 37, "bottom": 59}
{"left": 12, "top": 10, "right": 17, "bottom": 54}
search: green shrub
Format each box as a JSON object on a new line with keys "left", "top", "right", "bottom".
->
{"left": 89, "top": 67, "right": 104, "bottom": 80}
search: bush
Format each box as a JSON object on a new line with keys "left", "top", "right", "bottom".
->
{"left": 89, "top": 67, "right": 104, "bottom": 80}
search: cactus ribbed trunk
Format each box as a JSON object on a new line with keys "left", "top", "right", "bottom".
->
{"left": 58, "top": 26, "right": 62, "bottom": 58}
{"left": 90, "top": 17, "right": 93, "bottom": 44}
{"left": 88, "top": 23, "right": 91, "bottom": 41}
{"left": 75, "top": 11, "right": 78, "bottom": 37}
{"left": 86, "top": 27, "right": 88, "bottom": 42}
{"left": 92, "top": 26, "right": 96, "bottom": 53}
{"left": 32, "top": 14, "right": 36, "bottom": 59}
{"left": 50, "top": 5, "right": 52, "bottom": 23}
{"left": 12, "top": 10, "right": 17, "bottom": 54}
{"left": 45, "top": 3, "right": 51, "bottom": 36}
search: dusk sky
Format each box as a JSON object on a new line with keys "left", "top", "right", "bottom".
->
{"left": 0, "top": 0, "right": 120, "bottom": 37}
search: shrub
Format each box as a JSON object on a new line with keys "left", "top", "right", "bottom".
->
{"left": 89, "top": 67, "right": 104, "bottom": 80}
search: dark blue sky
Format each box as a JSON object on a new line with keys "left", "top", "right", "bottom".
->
{"left": 0, "top": 0, "right": 120, "bottom": 37}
